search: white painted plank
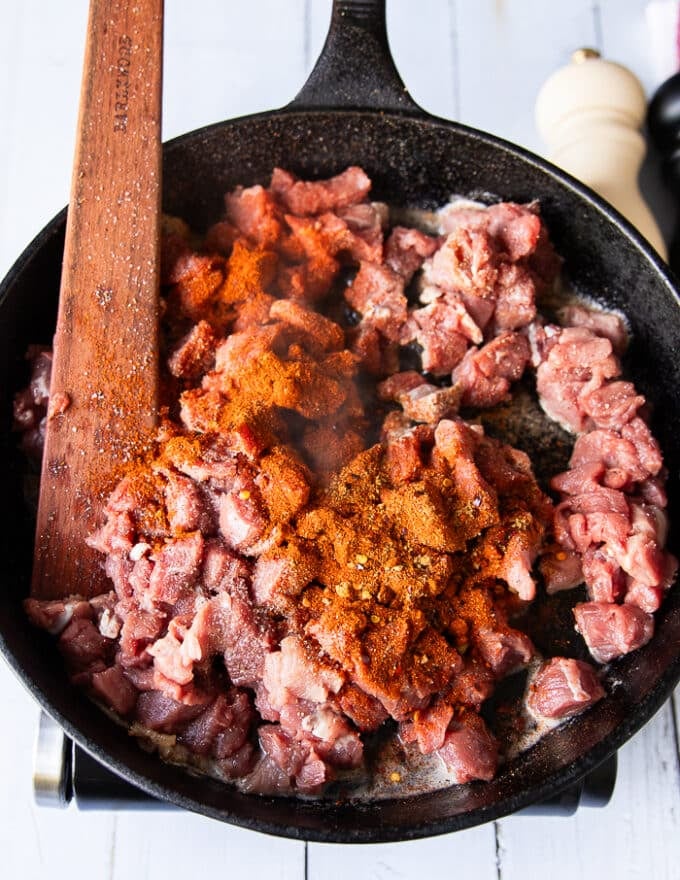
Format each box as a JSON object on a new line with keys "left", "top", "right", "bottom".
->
{"left": 387, "top": 0, "right": 458, "bottom": 120}
{"left": 111, "top": 812, "right": 305, "bottom": 880}
{"left": 0, "top": 658, "right": 118, "bottom": 880}
{"left": 0, "top": 0, "right": 87, "bottom": 282}
{"left": 599, "top": 0, "right": 664, "bottom": 96}
{"left": 163, "top": 0, "right": 308, "bottom": 139}
{"left": 308, "top": 823, "right": 498, "bottom": 880}
{"left": 454, "top": 0, "right": 599, "bottom": 152}
{"left": 496, "top": 700, "right": 680, "bottom": 880}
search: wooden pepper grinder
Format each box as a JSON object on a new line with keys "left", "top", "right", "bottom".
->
{"left": 647, "top": 72, "right": 680, "bottom": 271}
{"left": 536, "top": 48, "right": 667, "bottom": 260}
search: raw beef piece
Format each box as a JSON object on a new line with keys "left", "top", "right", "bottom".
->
{"left": 559, "top": 303, "right": 628, "bottom": 355}
{"left": 424, "top": 225, "right": 498, "bottom": 292}
{"left": 574, "top": 601, "right": 654, "bottom": 662}
{"left": 399, "top": 699, "right": 454, "bottom": 753}
{"left": 385, "top": 226, "right": 440, "bottom": 282}
{"left": 270, "top": 166, "right": 371, "bottom": 215}
{"left": 24, "top": 596, "right": 93, "bottom": 636}
{"left": 90, "top": 666, "right": 138, "bottom": 716}
{"left": 527, "top": 657, "right": 604, "bottom": 719}
{"left": 134, "top": 689, "right": 209, "bottom": 733}
{"left": 580, "top": 381, "right": 645, "bottom": 431}
{"left": 539, "top": 547, "right": 584, "bottom": 594}
{"left": 452, "top": 332, "right": 530, "bottom": 408}
{"left": 437, "top": 713, "right": 499, "bottom": 783}
{"left": 535, "top": 326, "right": 621, "bottom": 433}
{"left": 345, "top": 261, "right": 408, "bottom": 341}
{"left": 224, "top": 183, "right": 283, "bottom": 247}
{"left": 492, "top": 262, "right": 536, "bottom": 330}
{"left": 474, "top": 626, "right": 534, "bottom": 678}
{"left": 167, "top": 320, "right": 217, "bottom": 380}
{"left": 400, "top": 299, "right": 474, "bottom": 375}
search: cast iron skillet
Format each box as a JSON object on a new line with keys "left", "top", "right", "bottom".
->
{"left": 2, "top": 0, "right": 680, "bottom": 843}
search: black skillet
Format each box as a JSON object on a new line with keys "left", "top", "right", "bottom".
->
{"left": 1, "top": 0, "right": 680, "bottom": 843}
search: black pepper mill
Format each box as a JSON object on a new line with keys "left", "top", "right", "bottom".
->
{"left": 647, "top": 72, "right": 680, "bottom": 272}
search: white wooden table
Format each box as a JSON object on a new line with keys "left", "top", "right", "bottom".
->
{"left": 1, "top": 2, "right": 679, "bottom": 877}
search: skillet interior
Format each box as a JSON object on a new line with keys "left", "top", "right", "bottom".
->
{"left": 1, "top": 109, "right": 680, "bottom": 842}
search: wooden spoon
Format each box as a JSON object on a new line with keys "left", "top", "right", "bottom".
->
{"left": 31, "top": 0, "right": 163, "bottom": 599}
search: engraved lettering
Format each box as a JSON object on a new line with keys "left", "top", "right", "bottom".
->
{"left": 113, "top": 34, "right": 133, "bottom": 133}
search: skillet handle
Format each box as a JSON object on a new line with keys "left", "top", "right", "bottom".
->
{"left": 289, "top": 0, "right": 422, "bottom": 113}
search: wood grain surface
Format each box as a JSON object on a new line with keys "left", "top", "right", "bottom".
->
{"left": 31, "top": 0, "right": 162, "bottom": 600}
{"left": 1, "top": 1, "right": 679, "bottom": 878}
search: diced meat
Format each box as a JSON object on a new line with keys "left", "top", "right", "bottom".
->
{"left": 167, "top": 320, "right": 217, "bottom": 380}
{"left": 345, "top": 262, "right": 408, "bottom": 341}
{"left": 86, "top": 509, "right": 135, "bottom": 556}
{"left": 134, "top": 689, "right": 209, "bottom": 733}
{"left": 582, "top": 547, "right": 626, "bottom": 602}
{"left": 347, "top": 321, "right": 399, "bottom": 377}
{"left": 485, "top": 201, "right": 543, "bottom": 261}
{"left": 535, "top": 326, "right": 621, "bottom": 433}
{"left": 474, "top": 627, "right": 534, "bottom": 677}
{"left": 492, "top": 262, "right": 536, "bottom": 330}
{"left": 270, "top": 166, "right": 371, "bottom": 215}
{"left": 383, "top": 423, "right": 432, "bottom": 484}
{"left": 400, "top": 300, "right": 474, "bottom": 375}
{"left": 224, "top": 184, "right": 282, "bottom": 247}
{"left": 621, "top": 418, "right": 664, "bottom": 477}
{"left": 452, "top": 332, "right": 530, "bottom": 408}
{"left": 399, "top": 699, "right": 454, "bottom": 753}
{"left": 24, "top": 596, "right": 92, "bottom": 636}
{"left": 559, "top": 303, "right": 628, "bottom": 355}
{"left": 385, "top": 226, "right": 440, "bottom": 282}
{"left": 262, "top": 635, "right": 344, "bottom": 710}
{"left": 447, "top": 659, "right": 495, "bottom": 710}
{"left": 418, "top": 287, "right": 484, "bottom": 343}
{"left": 251, "top": 546, "right": 317, "bottom": 607}
{"left": 218, "top": 489, "right": 267, "bottom": 552}
{"left": 539, "top": 547, "right": 583, "bottom": 594}
{"left": 117, "top": 604, "right": 166, "bottom": 668}
{"left": 527, "top": 657, "right": 605, "bottom": 720}
{"left": 179, "top": 690, "right": 254, "bottom": 757}
{"left": 437, "top": 713, "right": 499, "bottom": 783}
{"left": 163, "top": 471, "right": 213, "bottom": 534}
{"left": 58, "top": 618, "right": 112, "bottom": 676}
{"left": 574, "top": 601, "right": 654, "bottom": 662}
{"left": 397, "top": 383, "right": 462, "bottom": 424}
{"left": 336, "top": 202, "right": 386, "bottom": 262}
{"left": 147, "top": 613, "right": 205, "bottom": 686}
{"left": 424, "top": 226, "right": 498, "bottom": 292}
{"left": 377, "top": 370, "right": 427, "bottom": 402}
{"left": 580, "top": 381, "right": 645, "bottom": 431}
{"left": 553, "top": 488, "right": 630, "bottom": 554}
{"left": 496, "top": 529, "right": 541, "bottom": 601}
{"left": 570, "top": 429, "right": 651, "bottom": 488}
{"left": 222, "top": 593, "right": 277, "bottom": 688}
{"left": 147, "top": 532, "right": 204, "bottom": 606}
{"left": 90, "top": 665, "right": 138, "bottom": 716}
{"left": 259, "top": 724, "right": 308, "bottom": 776}
{"left": 337, "top": 684, "right": 389, "bottom": 732}
{"left": 269, "top": 298, "right": 344, "bottom": 354}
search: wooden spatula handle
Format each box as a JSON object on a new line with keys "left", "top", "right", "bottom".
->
{"left": 32, "top": 0, "right": 163, "bottom": 599}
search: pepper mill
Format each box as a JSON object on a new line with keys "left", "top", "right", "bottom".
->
{"left": 647, "top": 72, "right": 680, "bottom": 272}
{"left": 535, "top": 48, "right": 667, "bottom": 260}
